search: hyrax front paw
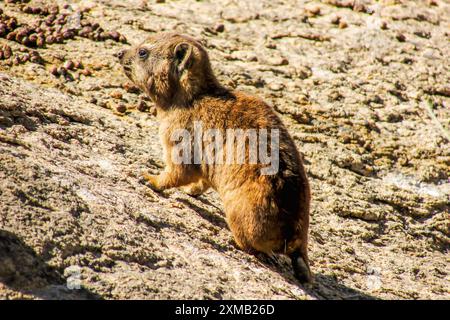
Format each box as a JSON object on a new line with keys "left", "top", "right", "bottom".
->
{"left": 142, "top": 172, "right": 163, "bottom": 192}
{"left": 181, "top": 184, "right": 203, "bottom": 197}
{"left": 181, "top": 180, "right": 209, "bottom": 197}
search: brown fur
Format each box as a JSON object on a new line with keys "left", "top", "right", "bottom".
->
{"left": 117, "top": 32, "right": 312, "bottom": 283}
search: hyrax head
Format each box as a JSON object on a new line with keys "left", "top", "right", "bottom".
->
{"left": 116, "top": 32, "right": 219, "bottom": 107}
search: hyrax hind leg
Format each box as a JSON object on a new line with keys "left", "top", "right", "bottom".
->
{"left": 225, "top": 205, "right": 281, "bottom": 255}
{"left": 289, "top": 247, "right": 312, "bottom": 284}
{"left": 224, "top": 194, "right": 312, "bottom": 284}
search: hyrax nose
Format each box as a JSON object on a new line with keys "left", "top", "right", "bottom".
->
{"left": 115, "top": 49, "right": 127, "bottom": 61}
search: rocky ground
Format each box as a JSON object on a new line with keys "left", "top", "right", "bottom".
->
{"left": 0, "top": 0, "right": 449, "bottom": 300}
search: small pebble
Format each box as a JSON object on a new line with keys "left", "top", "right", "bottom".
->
{"left": 73, "top": 60, "right": 83, "bottom": 69}
{"left": 80, "top": 68, "right": 92, "bottom": 76}
{"left": 64, "top": 60, "right": 75, "bottom": 70}
{"left": 20, "top": 53, "right": 30, "bottom": 63}
{"left": 396, "top": 33, "right": 406, "bottom": 42}
{"left": 64, "top": 72, "right": 74, "bottom": 82}
{"left": 3, "top": 45, "right": 12, "bottom": 59}
{"left": 265, "top": 42, "right": 277, "bottom": 49}
{"left": 331, "top": 16, "right": 341, "bottom": 25}
{"left": 57, "top": 66, "right": 67, "bottom": 76}
{"left": 30, "top": 54, "right": 42, "bottom": 64}
{"left": 269, "top": 57, "right": 289, "bottom": 66}
{"left": 268, "top": 83, "right": 284, "bottom": 91}
{"left": 136, "top": 99, "right": 148, "bottom": 112}
{"left": 296, "top": 94, "right": 309, "bottom": 105}
{"left": 306, "top": 6, "right": 321, "bottom": 16}
{"left": 109, "top": 31, "right": 120, "bottom": 41}
{"left": 339, "top": 21, "right": 348, "bottom": 29}
{"left": 352, "top": 2, "right": 367, "bottom": 12}
{"left": 123, "top": 82, "right": 140, "bottom": 94}
{"left": 46, "top": 35, "right": 55, "bottom": 44}
{"left": 49, "top": 65, "right": 59, "bottom": 76}
{"left": 110, "top": 91, "right": 123, "bottom": 99}
{"left": 116, "top": 104, "right": 127, "bottom": 113}
{"left": 12, "top": 55, "right": 20, "bottom": 65}
{"left": 214, "top": 23, "right": 225, "bottom": 33}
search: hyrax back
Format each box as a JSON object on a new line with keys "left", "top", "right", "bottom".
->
{"left": 117, "top": 32, "right": 312, "bottom": 283}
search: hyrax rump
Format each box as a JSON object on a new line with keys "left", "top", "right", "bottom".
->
{"left": 117, "top": 32, "right": 312, "bottom": 283}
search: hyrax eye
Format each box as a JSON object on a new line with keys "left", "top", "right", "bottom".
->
{"left": 138, "top": 48, "right": 148, "bottom": 59}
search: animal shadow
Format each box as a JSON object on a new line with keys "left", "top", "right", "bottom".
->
{"left": 255, "top": 253, "right": 378, "bottom": 300}
{"left": 0, "top": 230, "right": 102, "bottom": 300}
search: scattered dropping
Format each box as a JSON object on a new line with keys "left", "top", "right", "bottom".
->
{"left": 136, "top": 99, "right": 148, "bottom": 112}
{"left": 123, "top": 82, "right": 141, "bottom": 94}
{"left": 305, "top": 6, "right": 321, "bottom": 17}
{"left": 214, "top": 23, "right": 225, "bottom": 33}
{"left": 116, "top": 103, "right": 127, "bottom": 113}
{"left": 396, "top": 33, "right": 406, "bottom": 42}
{"left": 331, "top": 15, "right": 341, "bottom": 25}
{"left": 0, "top": 3, "right": 127, "bottom": 51}
{"left": 339, "top": 21, "right": 348, "bottom": 29}
{"left": 110, "top": 91, "right": 123, "bottom": 100}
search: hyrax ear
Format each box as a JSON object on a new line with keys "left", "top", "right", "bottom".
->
{"left": 174, "top": 42, "right": 194, "bottom": 75}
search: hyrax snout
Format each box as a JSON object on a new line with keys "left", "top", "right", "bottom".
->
{"left": 117, "top": 32, "right": 312, "bottom": 283}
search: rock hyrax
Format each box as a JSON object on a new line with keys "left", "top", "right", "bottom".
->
{"left": 117, "top": 32, "right": 312, "bottom": 283}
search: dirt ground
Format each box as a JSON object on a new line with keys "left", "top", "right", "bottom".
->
{"left": 0, "top": 0, "right": 449, "bottom": 300}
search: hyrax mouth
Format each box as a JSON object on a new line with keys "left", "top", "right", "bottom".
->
{"left": 122, "top": 64, "right": 132, "bottom": 75}
{"left": 115, "top": 49, "right": 132, "bottom": 75}
{"left": 114, "top": 49, "right": 131, "bottom": 71}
